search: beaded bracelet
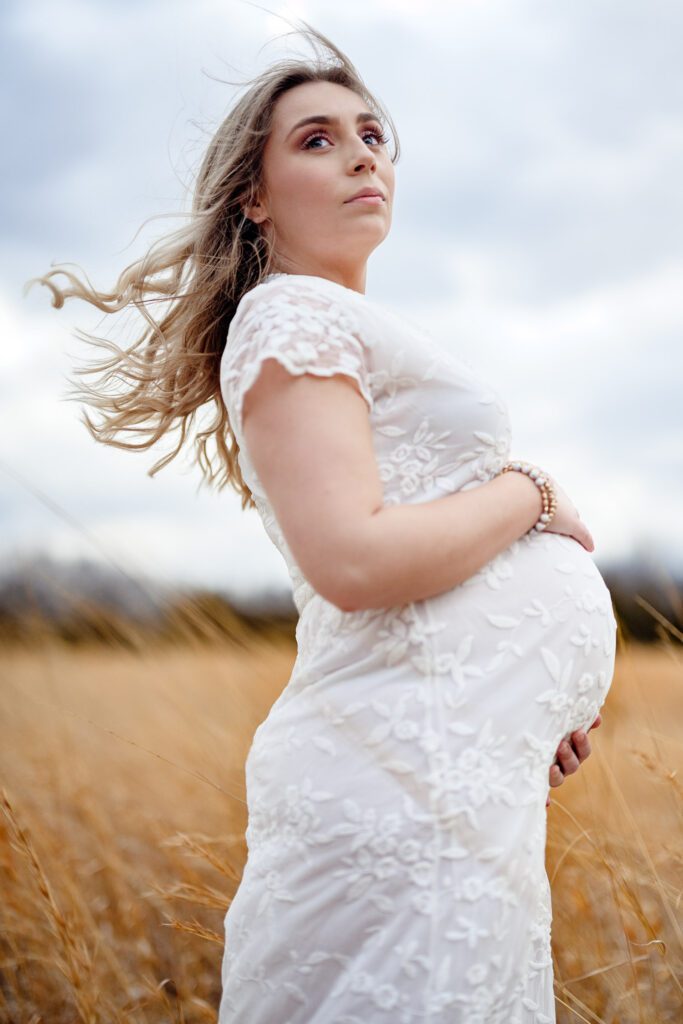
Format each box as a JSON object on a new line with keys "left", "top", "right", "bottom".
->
{"left": 500, "top": 460, "right": 558, "bottom": 533}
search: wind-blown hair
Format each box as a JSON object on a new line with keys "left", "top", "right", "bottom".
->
{"left": 24, "top": 21, "right": 400, "bottom": 511}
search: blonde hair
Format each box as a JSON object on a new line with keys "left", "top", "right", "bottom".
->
{"left": 24, "top": 21, "right": 400, "bottom": 511}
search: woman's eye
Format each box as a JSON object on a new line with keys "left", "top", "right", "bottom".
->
{"left": 301, "top": 131, "right": 330, "bottom": 149}
{"left": 363, "top": 126, "right": 389, "bottom": 146}
{"left": 301, "top": 126, "right": 388, "bottom": 149}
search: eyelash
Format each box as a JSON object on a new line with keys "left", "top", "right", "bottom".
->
{"left": 300, "top": 125, "right": 389, "bottom": 149}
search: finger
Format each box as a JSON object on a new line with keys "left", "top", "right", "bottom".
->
{"left": 589, "top": 713, "right": 602, "bottom": 731}
{"left": 549, "top": 763, "right": 564, "bottom": 788}
{"left": 569, "top": 729, "right": 591, "bottom": 763}
{"left": 556, "top": 740, "right": 580, "bottom": 776}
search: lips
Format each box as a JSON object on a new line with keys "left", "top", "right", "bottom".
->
{"left": 345, "top": 187, "right": 385, "bottom": 202}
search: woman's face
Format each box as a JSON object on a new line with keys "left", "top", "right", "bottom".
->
{"left": 246, "top": 80, "right": 395, "bottom": 288}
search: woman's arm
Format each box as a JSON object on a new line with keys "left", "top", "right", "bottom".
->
{"left": 348, "top": 470, "right": 541, "bottom": 610}
{"left": 241, "top": 359, "right": 542, "bottom": 611}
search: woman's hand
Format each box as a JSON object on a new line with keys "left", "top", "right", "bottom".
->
{"left": 542, "top": 475, "right": 595, "bottom": 553}
{"left": 545, "top": 713, "right": 602, "bottom": 807}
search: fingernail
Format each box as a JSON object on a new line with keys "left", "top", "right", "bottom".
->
{"left": 576, "top": 731, "right": 585, "bottom": 742}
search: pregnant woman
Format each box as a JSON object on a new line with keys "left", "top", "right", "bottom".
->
{"left": 216, "top": 40, "right": 616, "bottom": 1024}
{"left": 28, "top": 23, "right": 617, "bottom": 1024}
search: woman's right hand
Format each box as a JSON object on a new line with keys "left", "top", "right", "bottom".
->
{"left": 541, "top": 474, "right": 595, "bottom": 552}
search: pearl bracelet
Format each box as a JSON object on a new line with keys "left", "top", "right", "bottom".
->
{"left": 500, "top": 460, "right": 558, "bottom": 533}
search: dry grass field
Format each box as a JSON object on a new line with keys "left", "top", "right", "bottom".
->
{"left": 0, "top": 619, "right": 681, "bottom": 1023}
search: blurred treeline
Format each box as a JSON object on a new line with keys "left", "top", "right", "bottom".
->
{"left": 0, "top": 552, "right": 680, "bottom": 650}
{"left": 0, "top": 553, "right": 296, "bottom": 651}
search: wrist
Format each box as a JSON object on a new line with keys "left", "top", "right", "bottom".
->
{"left": 499, "top": 460, "right": 557, "bottom": 534}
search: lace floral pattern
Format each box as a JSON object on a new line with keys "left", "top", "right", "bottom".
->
{"left": 221, "top": 275, "right": 374, "bottom": 438}
{"left": 217, "top": 273, "right": 618, "bottom": 1022}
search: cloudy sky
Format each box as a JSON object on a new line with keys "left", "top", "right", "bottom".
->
{"left": 1, "top": 0, "right": 681, "bottom": 603}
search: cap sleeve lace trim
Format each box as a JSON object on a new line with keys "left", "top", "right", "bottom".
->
{"left": 220, "top": 276, "right": 374, "bottom": 439}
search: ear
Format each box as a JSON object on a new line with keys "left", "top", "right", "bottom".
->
{"left": 243, "top": 196, "right": 269, "bottom": 225}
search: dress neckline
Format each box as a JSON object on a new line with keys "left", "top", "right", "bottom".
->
{"left": 261, "top": 271, "right": 367, "bottom": 299}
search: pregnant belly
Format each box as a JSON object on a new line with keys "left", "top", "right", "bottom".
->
{"left": 423, "top": 528, "right": 618, "bottom": 749}
{"left": 264, "top": 529, "right": 617, "bottom": 796}
{"left": 245, "top": 530, "right": 618, "bottom": 846}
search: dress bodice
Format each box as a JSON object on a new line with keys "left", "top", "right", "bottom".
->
{"left": 220, "top": 272, "right": 512, "bottom": 616}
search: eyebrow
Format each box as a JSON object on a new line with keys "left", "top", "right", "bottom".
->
{"left": 286, "top": 112, "right": 380, "bottom": 140}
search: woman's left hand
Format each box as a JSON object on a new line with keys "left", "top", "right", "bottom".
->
{"left": 545, "top": 713, "right": 602, "bottom": 806}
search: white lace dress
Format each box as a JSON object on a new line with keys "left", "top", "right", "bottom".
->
{"left": 217, "top": 272, "right": 617, "bottom": 1024}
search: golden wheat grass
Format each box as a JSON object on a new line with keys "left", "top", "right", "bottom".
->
{"left": 0, "top": 610, "right": 681, "bottom": 1022}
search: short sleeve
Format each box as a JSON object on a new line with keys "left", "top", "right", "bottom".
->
{"left": 220, "top": 277, "right": 374, "bottom": 438}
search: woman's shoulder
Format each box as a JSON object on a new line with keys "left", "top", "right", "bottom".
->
{"left": 229, "top": 272, "right": 374, "bottom": 345}
{"left": 220, "top": 272, "right": 379, "bottom": 423}
{"left": 236, "top": 272, "right": 422, "bottom": 345}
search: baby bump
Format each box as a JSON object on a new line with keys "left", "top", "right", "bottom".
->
{"left": 243, "top": 530, "right": 617, "bottom": 843}
{"left": 424, "top": 528, "right": 618, "bottom": 774}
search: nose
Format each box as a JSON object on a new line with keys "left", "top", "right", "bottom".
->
{"left": 349, "top": 136, "right": 377, "bottom": 173}
{"left": 354, "top": 157, "right": 376, "bottom": 173}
